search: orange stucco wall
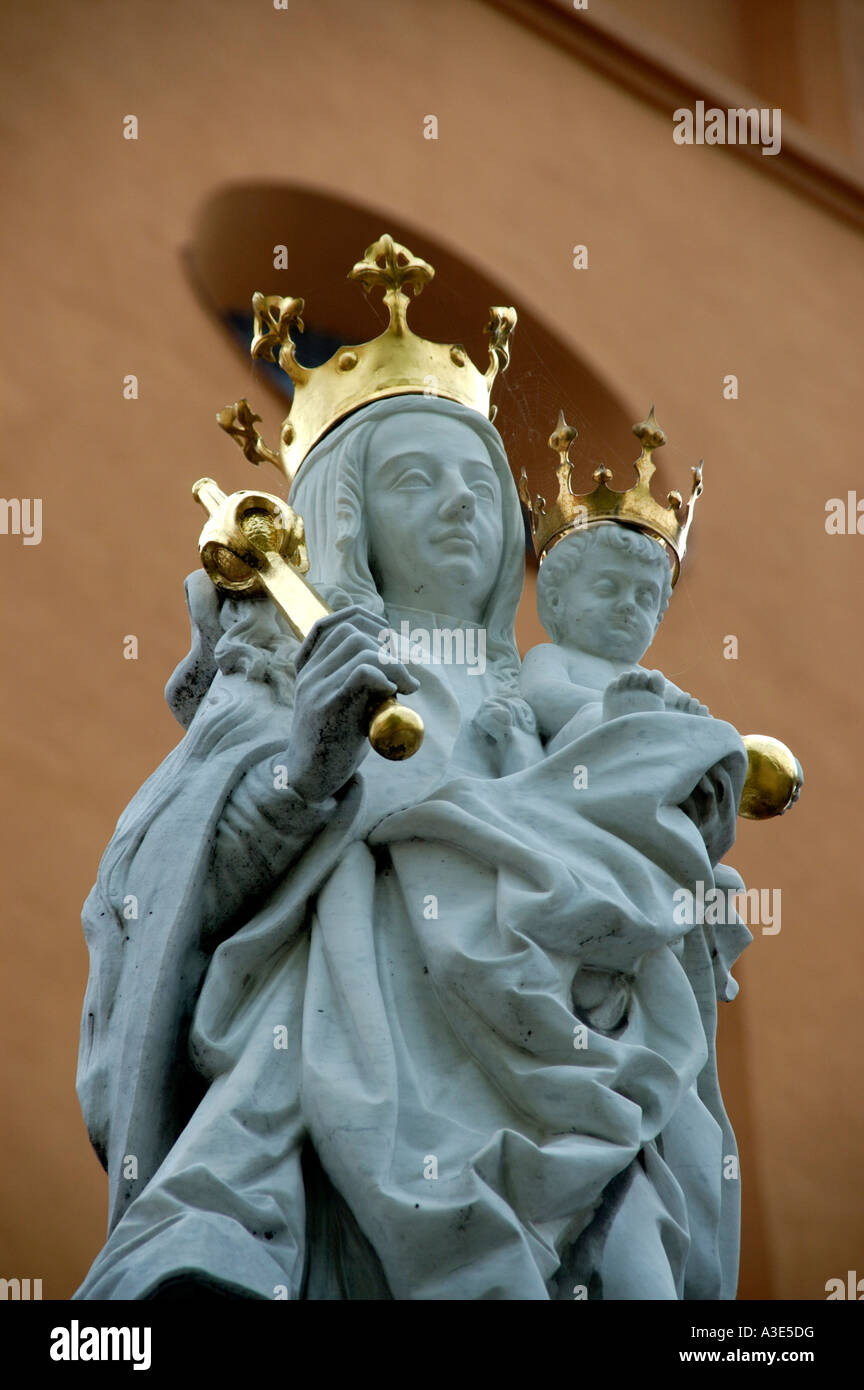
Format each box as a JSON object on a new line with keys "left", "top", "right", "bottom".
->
{"left": 1, "top": 0, "right": 861, "bottom": 1300}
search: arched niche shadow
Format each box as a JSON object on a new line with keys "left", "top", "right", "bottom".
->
{"left": 183, "top": 181, "right": 671, "bottom": 563}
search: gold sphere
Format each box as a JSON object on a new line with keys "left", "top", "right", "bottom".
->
{"left": 239, "top": 508, "right": 280, "bottom": 551}
{"left": 739, "top": 735, "right": 803, "bottom": 820}
{"left": 212, "top": 544, "right": 254, "bottom": 584}
{"left": 368, "top": 698, "right": 425, "bottom": 761}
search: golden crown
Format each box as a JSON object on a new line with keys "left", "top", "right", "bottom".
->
{"left": 216, "top": 234, "right": 517, "bottom": 482}
{"left": 519, "top": 407, "right": 703, "bottom": 585}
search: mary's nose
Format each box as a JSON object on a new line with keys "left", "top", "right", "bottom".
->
{"left": 438, "top": 484, "right": 476, "bottom": 521}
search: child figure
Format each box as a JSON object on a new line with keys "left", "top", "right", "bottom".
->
{"left": 521, "top": 521, "right": 708, "bottom": 756}
{"left": 517, "top": 416, "right": 752, "bottom": 1300}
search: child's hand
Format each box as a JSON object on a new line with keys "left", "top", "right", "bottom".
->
{"left": 680, "top": 763, "right": 737, "bottom": 865}
{"left": 603, "top": 669, "right": 666, "bottom": 720}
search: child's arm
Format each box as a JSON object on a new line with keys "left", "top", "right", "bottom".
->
{"left": 520, "top": 643, "right": 599, "bottom": 742}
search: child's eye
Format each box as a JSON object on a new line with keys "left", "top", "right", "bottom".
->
{"left": 593, "top": 580, "right": 616, "bottom": 595}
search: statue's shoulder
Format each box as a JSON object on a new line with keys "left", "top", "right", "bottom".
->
{"left": 521, "top": 641, "right": 568, "bottom": 674}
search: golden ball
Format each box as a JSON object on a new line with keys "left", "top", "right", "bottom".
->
{"left": 239, "top": 509, "right": 280, "bottom": 551}
{"left": 369, "top": 700, "right": 425, "bottom": 761}
{"left": 213, "top": 544, "right": 253, "bottom": 583}
{"left": 739, "top": 735, "right": 803, "bottom": 820}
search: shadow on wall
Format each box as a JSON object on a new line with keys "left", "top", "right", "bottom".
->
{"left": 183, "top": 179, "right": 648, "bottom": 542}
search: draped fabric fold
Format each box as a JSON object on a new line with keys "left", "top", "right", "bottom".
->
{"left": 76, "top": 667, "right": 750, "bottom": 1300}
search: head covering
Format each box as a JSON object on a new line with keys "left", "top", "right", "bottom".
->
{"left": 289, "top": 395, "right": 525, "bottom": 697}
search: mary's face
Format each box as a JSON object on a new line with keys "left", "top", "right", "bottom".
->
{"left": 363, "top": 411, "right": 505, "bottom": 621}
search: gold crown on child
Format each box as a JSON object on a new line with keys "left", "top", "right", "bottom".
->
{"left": 519, "top": 408, "right": 704, "bottom": 585}
{"left": 216, "top": 233, "right": 517, "bottom": 482}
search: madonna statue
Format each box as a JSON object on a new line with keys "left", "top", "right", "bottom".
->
{"left": 74, "top": 238, "right": 753, "bottom": 1301}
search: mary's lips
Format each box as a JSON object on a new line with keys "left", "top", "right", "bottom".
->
{"left": 434, "top": 530, "right": 475, "bottom": 545}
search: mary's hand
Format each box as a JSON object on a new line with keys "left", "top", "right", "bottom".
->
{"left": 279, "top": 606, "right": 419, "bottom": 803}
{"left": 679, "top": 761, "right": 737, "bottom": 866}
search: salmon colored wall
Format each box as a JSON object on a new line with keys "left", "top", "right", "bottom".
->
{"left": 1, "top": 0, "right": 861, "bottom": 1300}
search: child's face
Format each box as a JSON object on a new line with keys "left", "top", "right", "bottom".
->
{"left": 545, "top": 538, "right": 665, "bottom": 661}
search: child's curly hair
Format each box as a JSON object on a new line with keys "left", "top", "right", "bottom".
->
{"left": 536, "top": 523, "right": 673, "bottom": 643}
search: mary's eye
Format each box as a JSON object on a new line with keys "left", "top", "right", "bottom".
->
{"left": 394, "top": 469, "right": 430, "bottom": 489}
{"left": 473, "top": 480, "right": 497, "bottom": 500}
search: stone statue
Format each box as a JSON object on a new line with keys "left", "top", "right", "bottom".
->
{"left": 74, "top": 237, "right": 799, "bottom": 1300}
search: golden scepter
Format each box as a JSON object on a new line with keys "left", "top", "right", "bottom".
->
{"left": 192, "top": 476, "right": 424, "bottom": 762}
{"left": 190, "top": 234, "right": 516, "bottom": 764}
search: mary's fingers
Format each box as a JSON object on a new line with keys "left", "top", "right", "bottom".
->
{"left": 296, "top": 607, "right": 390, "bottom": 672}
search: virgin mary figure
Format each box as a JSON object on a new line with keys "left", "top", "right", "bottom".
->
{"left": 75, "top": 393, "right": 750, "bottom": 1301}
